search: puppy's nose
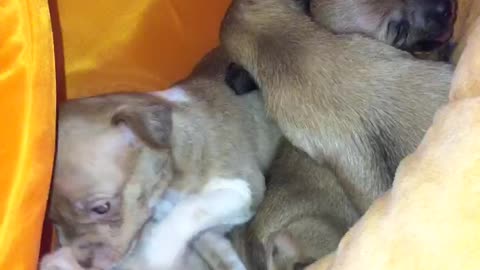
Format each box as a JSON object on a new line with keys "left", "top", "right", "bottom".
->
{"left": 424, "top": 0, "right": 455, "bottom": 36}
{"left": 431, "top": 0, "right": 453, "bottom": 20}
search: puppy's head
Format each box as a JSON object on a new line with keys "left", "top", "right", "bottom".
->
{"left": 266, "top": 231, "right": 316, "bottom": 270}
{"left": 307, "top": 0, "right": 456, "bottom": 52}
{"left": 50, "top": 93, "right": 175, "bottom": 269}
{"left": 402, "top": 0, "right": 456, "bottom": 51}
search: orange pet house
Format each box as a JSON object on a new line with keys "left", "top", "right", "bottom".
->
{"left": 0, "top": 0, "right": 230, "bottom": 268}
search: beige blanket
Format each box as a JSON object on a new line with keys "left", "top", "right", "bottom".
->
{"left": 307, "top": 10, "right": 480, "bottom": 270}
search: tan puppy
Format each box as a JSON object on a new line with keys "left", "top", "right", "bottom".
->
{"left": 307, "top": 0, "right": 456, "bottom": 52}
{"left": 221, "top": 0, "right": 458, "bottom": 268}
{"left": 221, "top": 0, "right": 453, "bottom": 213}
{"left": 229, "top": 140, "right": 359, "bottom": 270}
{"left": 43, "top": 47, "right": 281, "bottom": 270}
{"left": 307, "top": 17, "right": 480, "bottom": 270}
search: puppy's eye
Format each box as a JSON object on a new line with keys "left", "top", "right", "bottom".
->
{"left": 90, "top": 202, "right": 111, "bottom": 215}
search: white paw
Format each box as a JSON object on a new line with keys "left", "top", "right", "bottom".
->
{"left": 152, "top": 200, "right": 176, "bottom": 221}
{"left": 40, "top": 248, "right": 82, "bottom": 270}
{"left": 203, "top": 178, "right": 252, "bottom": 202}
{"left": 203, "top": 178, "right": 254, "bottom": 225}
{"left": 151, "top": 190, "right": 186, "bottom": 221}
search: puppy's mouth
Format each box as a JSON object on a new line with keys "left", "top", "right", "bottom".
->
{"left": 388, "top": 20, "right": 454, "bottom": 52}
{"left": 74, "top": 241, "right": 122, "bottom": 270}
{"left": 410, "top": 28, "right": 453, "bottom": 52}
{"left": 411, "top": 39, "right": 446, "bottom": 52}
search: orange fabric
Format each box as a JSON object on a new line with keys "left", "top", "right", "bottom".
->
{"left": 0, "top": 0, "right": 56, "bottom": 269}
{"left": 0, "top": 0, "right": 231, "bottom": 268}
{"left": 56, "top": 0, "right": 232, "bottom": 99}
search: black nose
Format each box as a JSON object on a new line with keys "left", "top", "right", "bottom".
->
{"left": 424, "top": 0, "right": 454, "bottom": 32}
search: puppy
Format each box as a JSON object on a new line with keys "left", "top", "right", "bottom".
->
{"left": 221, "top": 0, "right": 453, "bottom": 213}
{"left": 306, "top": 0, "right": 456, "bottom": 52}
{"left": 307, "top": 18, "right": 480, "bottom": 270}
{"left": 45, "top": 47, "right": 281, "bottom": 270}
{"left": 229, "top": 140, "right": 359, "bottom": 270}
{"left": 221, "top": 0, "right": 457, "bottom": 268}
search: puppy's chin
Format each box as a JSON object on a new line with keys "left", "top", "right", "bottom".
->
{"left": 75, "top": 243, "right": 122, "bottom": 270}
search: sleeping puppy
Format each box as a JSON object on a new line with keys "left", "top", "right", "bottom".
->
{"left": 228, "top": 140, "right": 359, "bottom": 270}
{"left": 228, "top": 0, "right": 456, "bottom": 96}
{"left": 221, "top": 0, "right": 453, "bottom": 213}
{"left": 306, "top": 17, "right": 480, "bottom": 270}
{"left": 305, "top": 0, "right": 456, "bottom": 53}
{"left": 220, "top": 0, "right": 457, "bottom": 268}
{"left": 42, "top": 47, "right": 281, "bottom": 270}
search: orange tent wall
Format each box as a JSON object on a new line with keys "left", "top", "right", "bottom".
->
{"left": 0, "top": 0, "right": 230, "bottom": 269}
{"left": 57, "top": 0, "right": 231, "bottom": 99}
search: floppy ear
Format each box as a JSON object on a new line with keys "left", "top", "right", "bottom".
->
{"left": 267, "top": 230, "right": 302, "bottom": 269}
{"left": 449, "top": 17, "right": 480, "bottom": 101}
{"left": 225, "top": 62, "right": 259, "bottom": 95}
{"left": 111, "top": 102, "right": 173, "bottom": 149}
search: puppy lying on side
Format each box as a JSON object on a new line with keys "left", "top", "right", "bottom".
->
{"left": 221, "top": 0, "right": 457, "bottom": 268}
{"left": 307, "top": 18, "right": 480, "bottom": 270}
{"left": 41, "top": 47, "right": 281, "bottom": 270}
{"left": 221, "top": 0, "right": 453, "bottom": 213}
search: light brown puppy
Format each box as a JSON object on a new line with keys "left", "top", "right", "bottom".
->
{"left": 229, "top": 140, "right": 359, "bottom": 270}
{"left": 307, "top": 0, "right": 456, "bottom": 52}
{"left": 44, "top": 47, "right": 281, "bottom": 270}
{"left": 221, "top": 0, "right": 458, "bottom": 268}
{"left": 306, "top": 17, "right": 480, "bottom": 270}
{"left": 221, "top": 0, "right": 453, "bottom": 213}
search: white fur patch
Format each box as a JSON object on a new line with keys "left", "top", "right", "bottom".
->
{"left": 201, "top": 178, "right": 254, "bottom": 226}
{"left": 121, "top": 178, "right": 253, "bottom": 269}
{"left": 40, "top": 248, "right": 78, "bottom": 270}
{"left": 152, "top": 86, "right": 191, "bottom": 103}
{"left": 202, "top": 178, "right": 252, "bottom": 202}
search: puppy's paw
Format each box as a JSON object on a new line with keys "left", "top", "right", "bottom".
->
{"left": 152, "top": 200, "right": 176, "bottom": 222}
{"left": 40, "top": 247, "right": 84, "bottom": 270}
{"left": 203, "top": 178, "right": 255, "bottom": 225}
{"left": 151, "top": 189, "right": 186, "bottom": 221}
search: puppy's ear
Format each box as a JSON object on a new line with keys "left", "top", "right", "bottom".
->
{"left": 267, "top": 230, "right": 302, "bottom": 270}
{"left": 111, "top": 102, "right": 173, "bottom": 149}
{"left": 225, "top": 63, "right": 259, "bottom": 95}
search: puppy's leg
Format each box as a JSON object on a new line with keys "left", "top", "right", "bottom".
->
{"left": 193, "top": 231, "right": 247, "bottom": 270}
{"left": 114, "top": 178, "right": 253, "bottom": 270}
